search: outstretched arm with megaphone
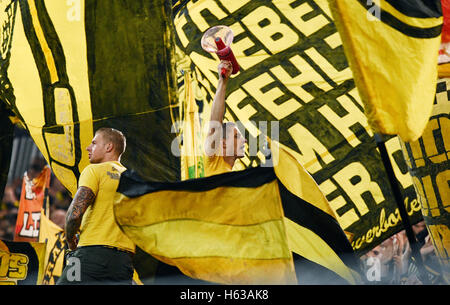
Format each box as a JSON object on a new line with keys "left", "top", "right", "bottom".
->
{"left": 205, "top": 61, "right": 233, "bottom": 155}
{"left": 210, "top": 61, "right": 233, "bottom": 123}
{"left": 201, "top": 25, "right": 241, "bottom": 158}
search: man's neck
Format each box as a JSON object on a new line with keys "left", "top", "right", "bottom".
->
{"left": 98, "top": 155, "right": 120, "bottom": 163}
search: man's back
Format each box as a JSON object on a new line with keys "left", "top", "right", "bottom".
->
{"left": 58, "top": 127, "right": 135, "bottom": 285}
{"left": 77, "top": 161, "right": 134, "bottom": 253}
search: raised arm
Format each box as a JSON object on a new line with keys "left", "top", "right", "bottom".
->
{"left": 65, "top": 186, "right": 95, "bottom": 250}
{"left": 205, "top": 60, "right": 233, "bottom": 154}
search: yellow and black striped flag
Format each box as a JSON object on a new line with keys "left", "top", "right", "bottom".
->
{"left": 271, "top": 141, "right": 362, "bottom": 284}
{"left": 0, "top": 239, "right": 46, "bottom": 285}
{"left": 0, "top": 0, "right": 180, "bottom": 199}
{"left": 329, "top": 0, "right": 443, "bottom": 142}
{"left": 38, "top": 209, "right": 66, "bottom": 285}
{"left": 114, "top": 142, "right": 362, "bottom": 284}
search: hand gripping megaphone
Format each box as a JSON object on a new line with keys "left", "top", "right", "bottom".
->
{"left": 201, "top": 25, "right": 240, "bottom": 78}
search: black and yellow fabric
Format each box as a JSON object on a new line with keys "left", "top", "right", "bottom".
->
{"left": 270, "top": 140, "right": 362, "bottom": 284}
{"left": 0, "top": 104, "right": 14, "bottom": 202}
{"left": 329, "top": 0, "right": 443, "bottom": 142}
{"left": 38, "top": 209, "right": 66, "bottom": 285}
{"left": 114, "top": 167, "right": 296, "bottom": 285}
{"left": 0, "top": 239, "right": 45, "bottom": 285}
{"left": 0, "top": 0, "right": 180, "bottom": 199}
{"left": 172, "top": 0, "right": 423, "bottom": 255}
{"left": 0, "top": 0, "right": 16, "bottom": 202}
{"left": 180, "top": 70, "right": 205, "bottom": 180}
{"left": 114, "top": 142, "right": 362, "bottom": 284}
{"left": 399, "top": 78, "right": 450, "bottom": 284}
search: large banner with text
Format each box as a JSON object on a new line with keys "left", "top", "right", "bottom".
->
{"left": 399, "top": 77, "right": 450, "bottom": 283}
{"left": 173, "top": 0, "right": 422, "bottom": 254}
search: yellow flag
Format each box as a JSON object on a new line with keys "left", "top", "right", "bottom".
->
{"left": 38, "top": 210, "right": 66, "bottom": 285}
{"left": 180, "top": 71, "right": 205, "bottom": 180}
{"left": 270, "top": 140, "right": 362, "bottom": 285}
{"left": 114, "top": 142, "right": 364, "bottom": 284}
{"left": 329, "top": 0, "right": 443, "bottom": 142}
{"left": 2, "top": 0, "right": 180, "bottom": 198}
{"left": 398, "top": 77, "right": 450, "bottom": 284}
{"left": 114, "top": 168, "right": 297, "bottom": 284}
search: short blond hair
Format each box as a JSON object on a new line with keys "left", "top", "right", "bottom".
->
{"left": 96, "top": 127, "right": 126, "bottom": 156}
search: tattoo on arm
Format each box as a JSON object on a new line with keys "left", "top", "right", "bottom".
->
{"left": 65, "top": 186, "right": 95, "bottom": 242}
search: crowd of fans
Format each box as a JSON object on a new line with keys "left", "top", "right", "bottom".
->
{"left": 360, "top": 222, "right": 445, "bottom": 285}
{"left": 0, "top": 156, "right": 71, "bottom": 240}
{"left": 0, "top": 158, "right": 446, "bottom": 285}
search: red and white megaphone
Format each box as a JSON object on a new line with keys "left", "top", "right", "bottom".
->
{"left": 201, "top": 25, "right": 240, "bottom": 78}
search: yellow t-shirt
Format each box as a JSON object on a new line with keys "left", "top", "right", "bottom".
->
{"left": 204, "top": 154, "right": 233, "bottom": 176}
{"left": 77, "top": 161, "right": 135, "bottom": 253}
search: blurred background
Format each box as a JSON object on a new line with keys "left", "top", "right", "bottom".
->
{"left": 0, "top": 126, "right": 70, "bottom": 241}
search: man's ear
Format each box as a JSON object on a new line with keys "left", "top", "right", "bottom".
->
{"left": 106, "top": 142, "right": 114, "bottom": 153}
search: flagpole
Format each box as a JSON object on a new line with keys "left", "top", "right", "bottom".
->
{"left": 374, "top": 133, "right": 429, "bottom": 284}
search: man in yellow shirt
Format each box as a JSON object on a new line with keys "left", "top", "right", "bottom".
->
{"left": 57, "top": 127, "right": 135, "bottom": 284}
{"left": 204, "top": 60, "right": 246, "bottom": 176}
{"left": 152, "top": 61, "right": 247, "bottom": 284}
